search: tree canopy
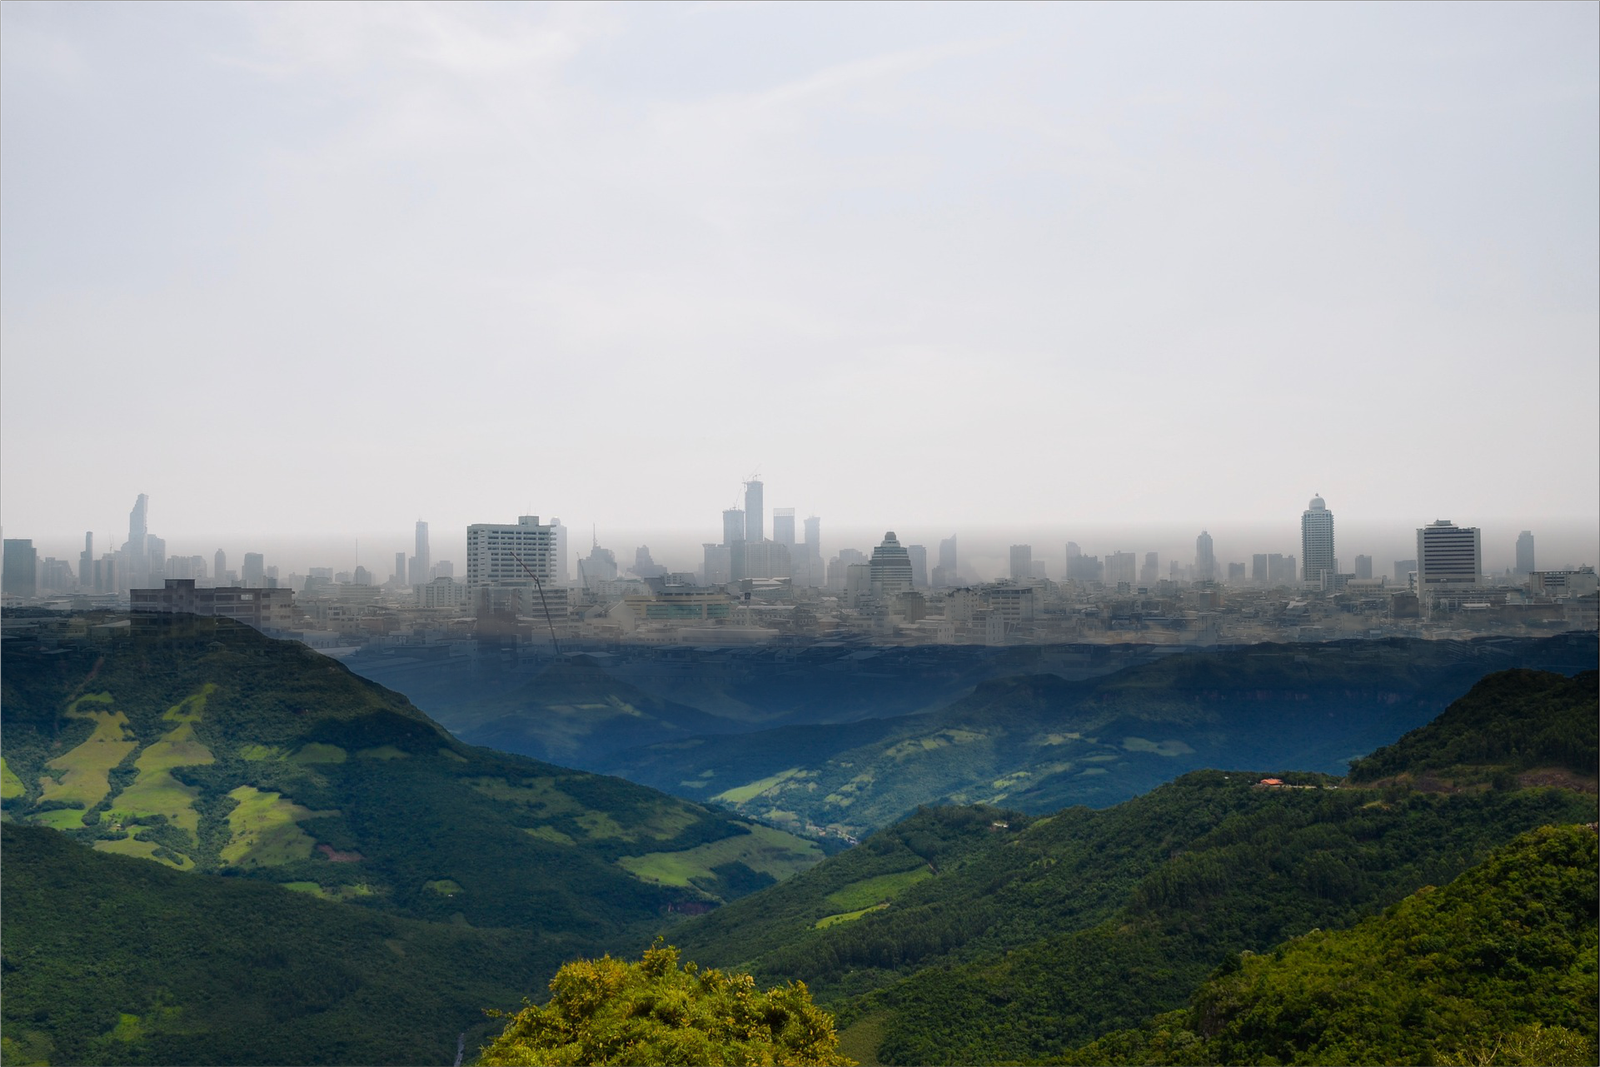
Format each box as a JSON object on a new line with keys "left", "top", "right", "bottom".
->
{"left": 480, "top": 942, "right": 854, "bottom": 1066}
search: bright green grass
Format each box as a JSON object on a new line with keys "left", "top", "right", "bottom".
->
{"left": 38, "top": 710, "right": 137, "bottom": 810}
{"left": 356, "top": 745, "right": 409, "bottom": 760}
{"left": 107, "top": 1013, "right": 143, "bottom": 1042}
{"left": 815, "top": 903, "right": 890, "bottom": 929}
{"left": 238, "top": 744, "right": 287, "bottom": 761}
{"left": 425, "top": 879, "right": 463, "bottom": 896}
{"left": 0, "top": 757, "right": 25, "bottom": 800}
{"left": 283, "top": 881, "right": 375, "bottom": 901}
{"left": 289, "top": 743, "right": 346, "bottom": 764}
{"left": 836, "top": 1012, "right": 890, "bottom": 1066}
{"left": 68, "top": 692, "right": 114, "bottom": 711}
{"left": 94, "top": 834, "right": 193, "bottom": 871}
{"left": 220, "top": 786, "right": 333, "bottom": 867}
{"left": 106, "top": 722, "right": 215, "bottom": 835}
{"left": 29, "top": 808, "right": 89, "bottom": 829}
{"left": 162, "top": 683, "right": 216, "bottom": 723}
{"left": 616, "top": 823, "right": 823, "bottom": 889}
{"left": 824, "top": 868, "right": 933, "bottom": 912}
{"left": 713, "top": 768, "right": 801, "bottom": 805}
{"left": 576, "top": 802, "right": 699, "bottom": 844}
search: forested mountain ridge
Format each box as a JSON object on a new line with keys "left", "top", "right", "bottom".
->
{"left": 670, "top": 668, "right": 1598, "bottom": 1065}
{"left": 600, "top": 634, "right": 1598, "bottom": 838}
{"left": 1063, "top": 823, "right": 1599, "bottom": 1066}
{"left": 0, "top": 614, "right": 822, "bottom": 930}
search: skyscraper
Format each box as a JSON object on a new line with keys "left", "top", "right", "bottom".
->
{"left": 1515, "top": 531, "right": 1535, "bottom": 575}
{"left": 3, "top": 539, "right": 38, "bottom": 598}
{"left": 411, "top": 520, "right": 431, "bottom": 586}
{"left": 804, "top": 515, "right": 822, "bottom": 559}
{"left": 1301, "top": 494, "right": 1335, "bottom": 586}
{"left": 772, "top": 508, "right": 796, "bottom": 546}
{"left": 869, "top": 532, "right": 914, "bottom": 597}
{"left": 80, "top": 532, "right": 94, "bottom": 592}
{"left": 722, "top": 509, "right": 745, "bottom": 549}
{"left": 744, "top": 480, "right": 764, "bottom": 544}
{"left": 1195, "top": 531, "right": 1215, "bottom": 583}
{"left": 394, "top": 551, "right": 408, "bottom": 586}
{"left": 214, "top": 549, "right": 227, "bottom": 586}
{"left": 1140, "top": 552, "right": 1160, "bottom": 587}
{"left": 1354, "top": 554, "right": 1373, "bottom": 580}
{"left": 1417, "top": 520, "right": 1481, "bottom": 588}
{"left": 125, "top": 493, "right": 150, "bottom": 589}
{"left": 907, "top": 544, "right": 928, "bottom": 589}
{"left": 1009, "top": 545, "right": 1033, "bottom": 582}
{"left": 242, "top": 553, "right": 265, "bottom": 586}
{"left": 933, "top": 535, "right": 957, "bottom": 589}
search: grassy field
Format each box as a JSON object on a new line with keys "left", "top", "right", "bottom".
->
{"left": 713, "top": 768, "right": 801, "bottom": 805}
{"left": 29, "top": 808, "right": 90, "bottom": 829}
{"left": 38, "top": 706, "right": 137, "bottom": 811}
{"left": 107, "top": 722, "right": 215, "bottom": 836}
{"left": 616, "top": 823, "right": 822, "bottom": 888}
{"left": 95, "top": 834, "right": 194, "bottom": 870}
{"left": 815, "top": 903, "right": 890, "bottom": 929}
{"left": 823, "top": 868, "right": 932, "bottom": 912}
{"left": 220, "top": 786, "right": 332, "bottom": 866}
{"left": 0, "top": 757, "right": 24, "bottom": 800}
{"left": 162, "top": 683, "right": 215, "bottom": 723}
{"left": 356, "top": 745, "right": 409, "bottom": 760}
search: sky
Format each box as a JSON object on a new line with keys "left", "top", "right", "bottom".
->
{"left": 3, "top": 2, "right": 1597, "bottom": 576}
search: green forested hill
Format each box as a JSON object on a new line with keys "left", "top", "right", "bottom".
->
{"left": 669, "top": 667, "right": 1599, "bottom": 1065}
{"left": 1065, "top": 823, "right": 1599, "bottom": 1066}
{"left": 0, "top": 821, "right": 573, "bottom": 1066}
{"left": 1349, "top": 668, "right": 1598, "bottom": 786}
{"left": 0, "top": 614, "right": 825, "bottom": 1063}
{"left": 597, "top": 635, "right": 1597, "bottom": 837}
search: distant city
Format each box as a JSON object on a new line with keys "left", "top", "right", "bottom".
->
{"left": 2, "top": 483, "right": 1595, "bottom": 651}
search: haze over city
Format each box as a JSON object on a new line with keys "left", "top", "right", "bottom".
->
{"left": 2, "top": 2, "right": 1596, "bottom": 558}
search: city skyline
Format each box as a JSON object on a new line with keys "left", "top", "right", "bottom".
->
{"left": 2, "top": 4, "right": 1596, "bottom": 545}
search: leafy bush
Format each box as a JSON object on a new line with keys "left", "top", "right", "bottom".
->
{"left": 481, "top": 942, "right": 853, "bottom": 1066}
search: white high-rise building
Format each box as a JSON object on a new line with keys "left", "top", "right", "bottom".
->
{"left": 1417, "top": 520, "right": 1481, "bottom": 588}
{"left": 1301, "top": 494, "right": 1335, "bottom": 586}
{"left": 1195, "top": 531, "right": 1215, "bottom": 583}
{"left": 744, "top": 480, "right": 764, "bottom": 543}
{"left": 467, "top": 516, "right": 561, "bottom": 613}
{"left": 869, "top": 532, "right": 914, "bottom": 597}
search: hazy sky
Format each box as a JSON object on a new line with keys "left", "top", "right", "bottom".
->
{"left": 3, "top": 2, "right": 1597, "bottom": 563}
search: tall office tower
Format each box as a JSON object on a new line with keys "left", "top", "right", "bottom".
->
{"left": 214, "top": 550, "right": 227, "bottom": 586}
{"left": 125, "top": 493, "right": 150, "bottom": 588}
{"left": 411, "top": 520, "right": 431, "bottom": 587}
{"left": 1354, "top": 555, "right": 1373, "bottom": 580}
{"left": 395, "top": 551, "right": 408, "bottom": 585}
{"left": 1416, "top": 520, "right": 1482, "bottom": 588}
{"left": 467, "top": 516, "right": 560, "bottom": 612}
{"left": 551, "top": 518, "right": 569, "bottom": 585}
{"left": 772, "top": 508, "right": 796, "bottom": 546}
{"left": 804, "top": 516, "right": 822, "bottom": 559}
{"left": 702, "top": 543, "right": 732, "bottom": 585}
{"left": 1195, "top": 531, "right": 1215, "bottom": 583}
{"left": 1008, "top": 544, "right": 1033, "bottom": 582}
{"left": 744, "top": 480, "right": 764, "bottom": 543}
{"left": 932, "top": 535, "right": 958, "bottom": 589}
{"left": 722, "top": 509, "right": 745, "bottom": 548}
{"left": 1252, "top": 553, "right": 1268, "bottom": 584}
{"left": 906, "top": 544, "right": 928, "bottom": 589}
{"left": 1515, "top": 531, "right": 1535, "bottom": 575}
{"left": 1301, "top": 494, "right": 1335, "bottom": 586}
{"left": 1106, "top": 551, "right": 1137, "bottom": 587}
{"left": 1267, "top": 553, "right": 1295, "bottom": 586}
{"left": 80, "top": 533, "right": 94, "bottom": 591}
{"left": 2, "top": 539, "right": 38, "bottom": 597}
{"left": 869, "top": 532, "right": 914, "bottom": 597}
{"left": 242, "top": 553, "right": 266, "bottom": 586}
{"left": 1394, "top": 559, "right": 1417, "bottom": 583}
{"left": 1227, "top": 562, "right": 1246, "bottom": 583}
{"left": 1140, "top": 552, "right": 1160, "bottom": 586}
{"left": 146, "top": 536, "right": 166, "bottom": 582}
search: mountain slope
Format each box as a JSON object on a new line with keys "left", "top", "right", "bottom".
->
{"left": 668, "top": 667, "right": 1598, "bottom": 1064}
{"left": 1066, "top": 823, "right": 1599, "bottom": 1066}
{"left": 601, "top": 635, "right": 1598, "bottom": 837}
{"left": 0, "top": 820, "right": 570, "bottom": 1066}
{"left": 0, "top": 615, "right": 822, "bottom": 932}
